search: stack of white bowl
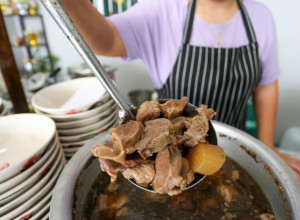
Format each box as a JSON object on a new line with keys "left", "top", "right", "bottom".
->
{"left": 31, "top": 77, "right": 119, "bottom": 159}
{"left": 0, "top": 97, "right": 8, "bottom": 116}
{"left": 0, "top": 114, "right": 65, "bottom": 220}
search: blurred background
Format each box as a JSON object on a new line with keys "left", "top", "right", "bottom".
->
{"left": 1, "top": 0, "right": 299, "bottom": 147}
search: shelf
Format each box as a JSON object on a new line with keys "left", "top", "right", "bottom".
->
{"left": 12, "top": 43, "right": 48, "bottom": 48}
{"left": 4, "top": 14, "right": 42, "bottom": 18}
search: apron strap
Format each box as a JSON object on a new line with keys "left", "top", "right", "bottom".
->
{"left": 237, "top": 0, "right": 258, "bottom": 43}
{"left": 182, "top": 0, "right": 258, "bottom": 45}
{"left": 182, "top": 0, "right": 197, "bottom": 45}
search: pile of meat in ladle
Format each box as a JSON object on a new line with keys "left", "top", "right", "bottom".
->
{"left": 92, "top": 97, "right": 216, "bottom": 196}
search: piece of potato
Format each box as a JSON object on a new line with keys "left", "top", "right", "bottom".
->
{"left": 187, "top": 143, "right": 226, "bottom": 175}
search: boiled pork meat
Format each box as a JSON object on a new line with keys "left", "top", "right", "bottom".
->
{"left": 195, "top": 104, "right": 216, "bottom": 120}
{"left": 136, "top": 100, "right": 161, "bottom": 122}
{"left": 135, "top": 118, "right": 175, "bottom": 159}
{"left": 98, "top": 159, "right": 122, "bottom": 182}
{"left": 110, "top": 120, "right": 144, "bottom": 154}
{"left": 122, "top": 159, "right": 155, "bottom": 184}
{"left": 160, "top": 96, "right": 188, "bottom": 119}
{"left": 152, "top": 146, "right": 185, "bottom": 196}
{"left": 183, "top": 105, "right": 216, "bottom": 147}
{"left": 92, "top": 140, "right": 126, "bottom": 165}
{"left": 180, "top": 158, "right": 194, "bottom": 187}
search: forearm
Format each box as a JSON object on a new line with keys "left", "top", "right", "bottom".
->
{"left": 253, "top": 81, "right": 300, "bottom": 180}
{"left": 253, "top": 81, "right": 278, "bottom": 151}
{"left": 60, "top": 0, "right": 126, "bottom": 56}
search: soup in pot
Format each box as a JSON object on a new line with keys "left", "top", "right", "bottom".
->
{"left": 78, "top": 156, "right": 274, "bottom": 220}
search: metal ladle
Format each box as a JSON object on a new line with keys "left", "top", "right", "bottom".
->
{"left": 40, "top": 0, "right": 217, "bottom": 192}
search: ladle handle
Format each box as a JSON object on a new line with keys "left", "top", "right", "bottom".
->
{"left": 40, "top": 0, "right": 135, "bottom": 120}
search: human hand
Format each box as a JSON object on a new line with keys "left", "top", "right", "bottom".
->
{"left": 280, "top": 153, "right": 300, "bottom": 181}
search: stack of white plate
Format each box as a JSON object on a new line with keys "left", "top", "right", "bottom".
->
{"left": 31, "top": 77, "right": 119, "bottom": 159}
{"left": 0, "top": 97, "right": 8, "bottom": 116}
{"left": 0, "top": 114, "right": 65, "bottom": 220}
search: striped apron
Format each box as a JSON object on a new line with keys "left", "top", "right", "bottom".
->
{"left": 158, "top": 0, "right": 262, "bottom": 130}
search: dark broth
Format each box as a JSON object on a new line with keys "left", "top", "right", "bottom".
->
{"left": 80, "top": 157, "right": 274, "bottom": 220}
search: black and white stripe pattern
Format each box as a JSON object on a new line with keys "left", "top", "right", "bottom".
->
{"left": 158, "top": 0, "right": 262, "bottom": 130}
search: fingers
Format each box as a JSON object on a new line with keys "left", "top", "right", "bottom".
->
{"left": 290, "top": 164, "right": 300, "bottom": 181}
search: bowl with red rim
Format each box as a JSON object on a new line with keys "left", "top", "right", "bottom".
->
{"left": 0, "top": 114, "right": 56, "bottom": 183}
{"left": 31, "top": 77, "right": 106, "bottom": 115}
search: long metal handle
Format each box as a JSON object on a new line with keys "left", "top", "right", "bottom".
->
{"left": 40, "top": 0, "right": 135, "bottom": 120}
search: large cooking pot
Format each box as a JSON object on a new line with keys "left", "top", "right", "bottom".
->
{"left": 50, "top": 121, "right": 300, "bottom": 219}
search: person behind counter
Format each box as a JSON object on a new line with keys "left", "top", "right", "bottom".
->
{"left": 60, "top": 0, "right": 300, "bottom": 179}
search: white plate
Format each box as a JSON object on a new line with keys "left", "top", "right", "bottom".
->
{"left": 60, "top": 139, "right": 90, "bottom": 147}
{"left": 34, "top": 94, "right": 112, "bottom": 122}
{"left": 63, "top": 146, "right": 81, "bottom": 154}
{"left": 0, "top": 102, "right": 8, "bottom": 117}
{"left": 64, "top": 152, "right": 74, "bottom": 157}
{"left": 57, "top": 108, "right": 118, "bottom": 136}
{"left": 16, "top": 194, "right": 51, "bottom": 220}
{"left": 0, "top": 134, "right": 59, "bottom": 194}
{"left": 31, "top": 77, "right": 106, "bottom": 115}
{"left": 41, "top": 212, "right": 49, "bottom": 220}
{"left": 0, "top": 114, "right": 56, "bottom": 182}
{"left": 0, "top": 153, "right": 64, "bottom": 220}
{"left": 30, "top": 200, "right": 51, "bottom": 220}
{"left": 59, "top": 114, "right": 119, "bottom": 142}
{"left": 55, "top": 103, "right": 117, "bottom": 129}
{"left": 27, "top": 73, "right": 47, "bottom": 92}
{"left": 0, "top": 146, "right": 62, "bottom": 214}
{"left": 0, "top": 140, "right": 60, "bottom": 204}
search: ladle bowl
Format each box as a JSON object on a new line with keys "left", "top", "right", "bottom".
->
{"left": 125, "top": 100, "right": 218, "bottom": 193}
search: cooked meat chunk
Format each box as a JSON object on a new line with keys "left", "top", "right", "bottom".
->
{"left": 183, "top": 105, "right": 216, "bottom": 147}
{"left": 160, "top": 97, "right": 188, "bottom": 119}
{"left": 110, "top": 120, "right": 144, "bottom": 154}
{"left": 180, "top": 158, "right": 195, "bottom": 186}
{"left": 98, "top": 194, "right": 129, "bottom": 211}
{"left": 195, "top": 104, "right": 216, "bottom": 120}
{"left": 92, "top": 140, "right": 126, "bottom": 164}
{"left": 98, "top": 159, "right": 122, "bottom": 182}
{"left": 171, "top": 116, "right": 188, "bottom": 136}
{"left": 259, "top": 214, "right": 275, "bottom": 220}
{"left": 152, "top": 146, "right": 186, "bottom": 196}
{"left": 168, "top": 136, "right": 184, "bottom": 151}
{"left": 183, "top": 115, "right": 209, "bottom": 147}
{"left": 135, "top": 118, "right": 175, "bottom": 159}
{"left": 122, "top": 159, "right": 155, "bottom": 184}
{"left": 217, "top": 184, "right": 239, "bottom": 203}
{"left": 92, "top": 139, "right": 127, "bottom": 181}
{"left": 92, "top": 120, "right": 144, "bottom": 180}
{"left": 136, "top": 100, "right": 161, "bottom": 122}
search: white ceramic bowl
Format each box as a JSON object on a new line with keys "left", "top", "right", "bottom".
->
{"left": 57, "top": 108, "right": 117, "bottom": 136}
{"left": 34, "top": 94, "right": 113, "bottom": 122}
{"left": 15, "top": 194, "right": 51, "bottom": 220}
{"left": 0, "top": 134, "right": 59, "bottom": 194}
{"left": 55, "top": 103, "right": 117, "bottom": 129}
{"left": 31, "top": 77, "right": 106, "bottom": 115}
{"left": 0, "top": 146, "right": 62, "bottom": 214}
{"left": 0, "top": 114, "right": 56, "bottom": 183}
{"left": 63, "top": 146, "right": 81, "bottom": 154}
{"left": 0, "top": 102, "right": 8, "bottom": 116}
{"left": 0, "top": 153, "right": 64, "bottom": 220}
{"left": 59, "top": 116, "right": 119, "bottom": 143}
{"left": 0, "top": 140, "right": 60, "bottom": 205}
{"left": 60, "top": 139, "right": 90, "bottom": 147}
{"left": 30, "top": 200, "right": 51, "bottom": 220}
